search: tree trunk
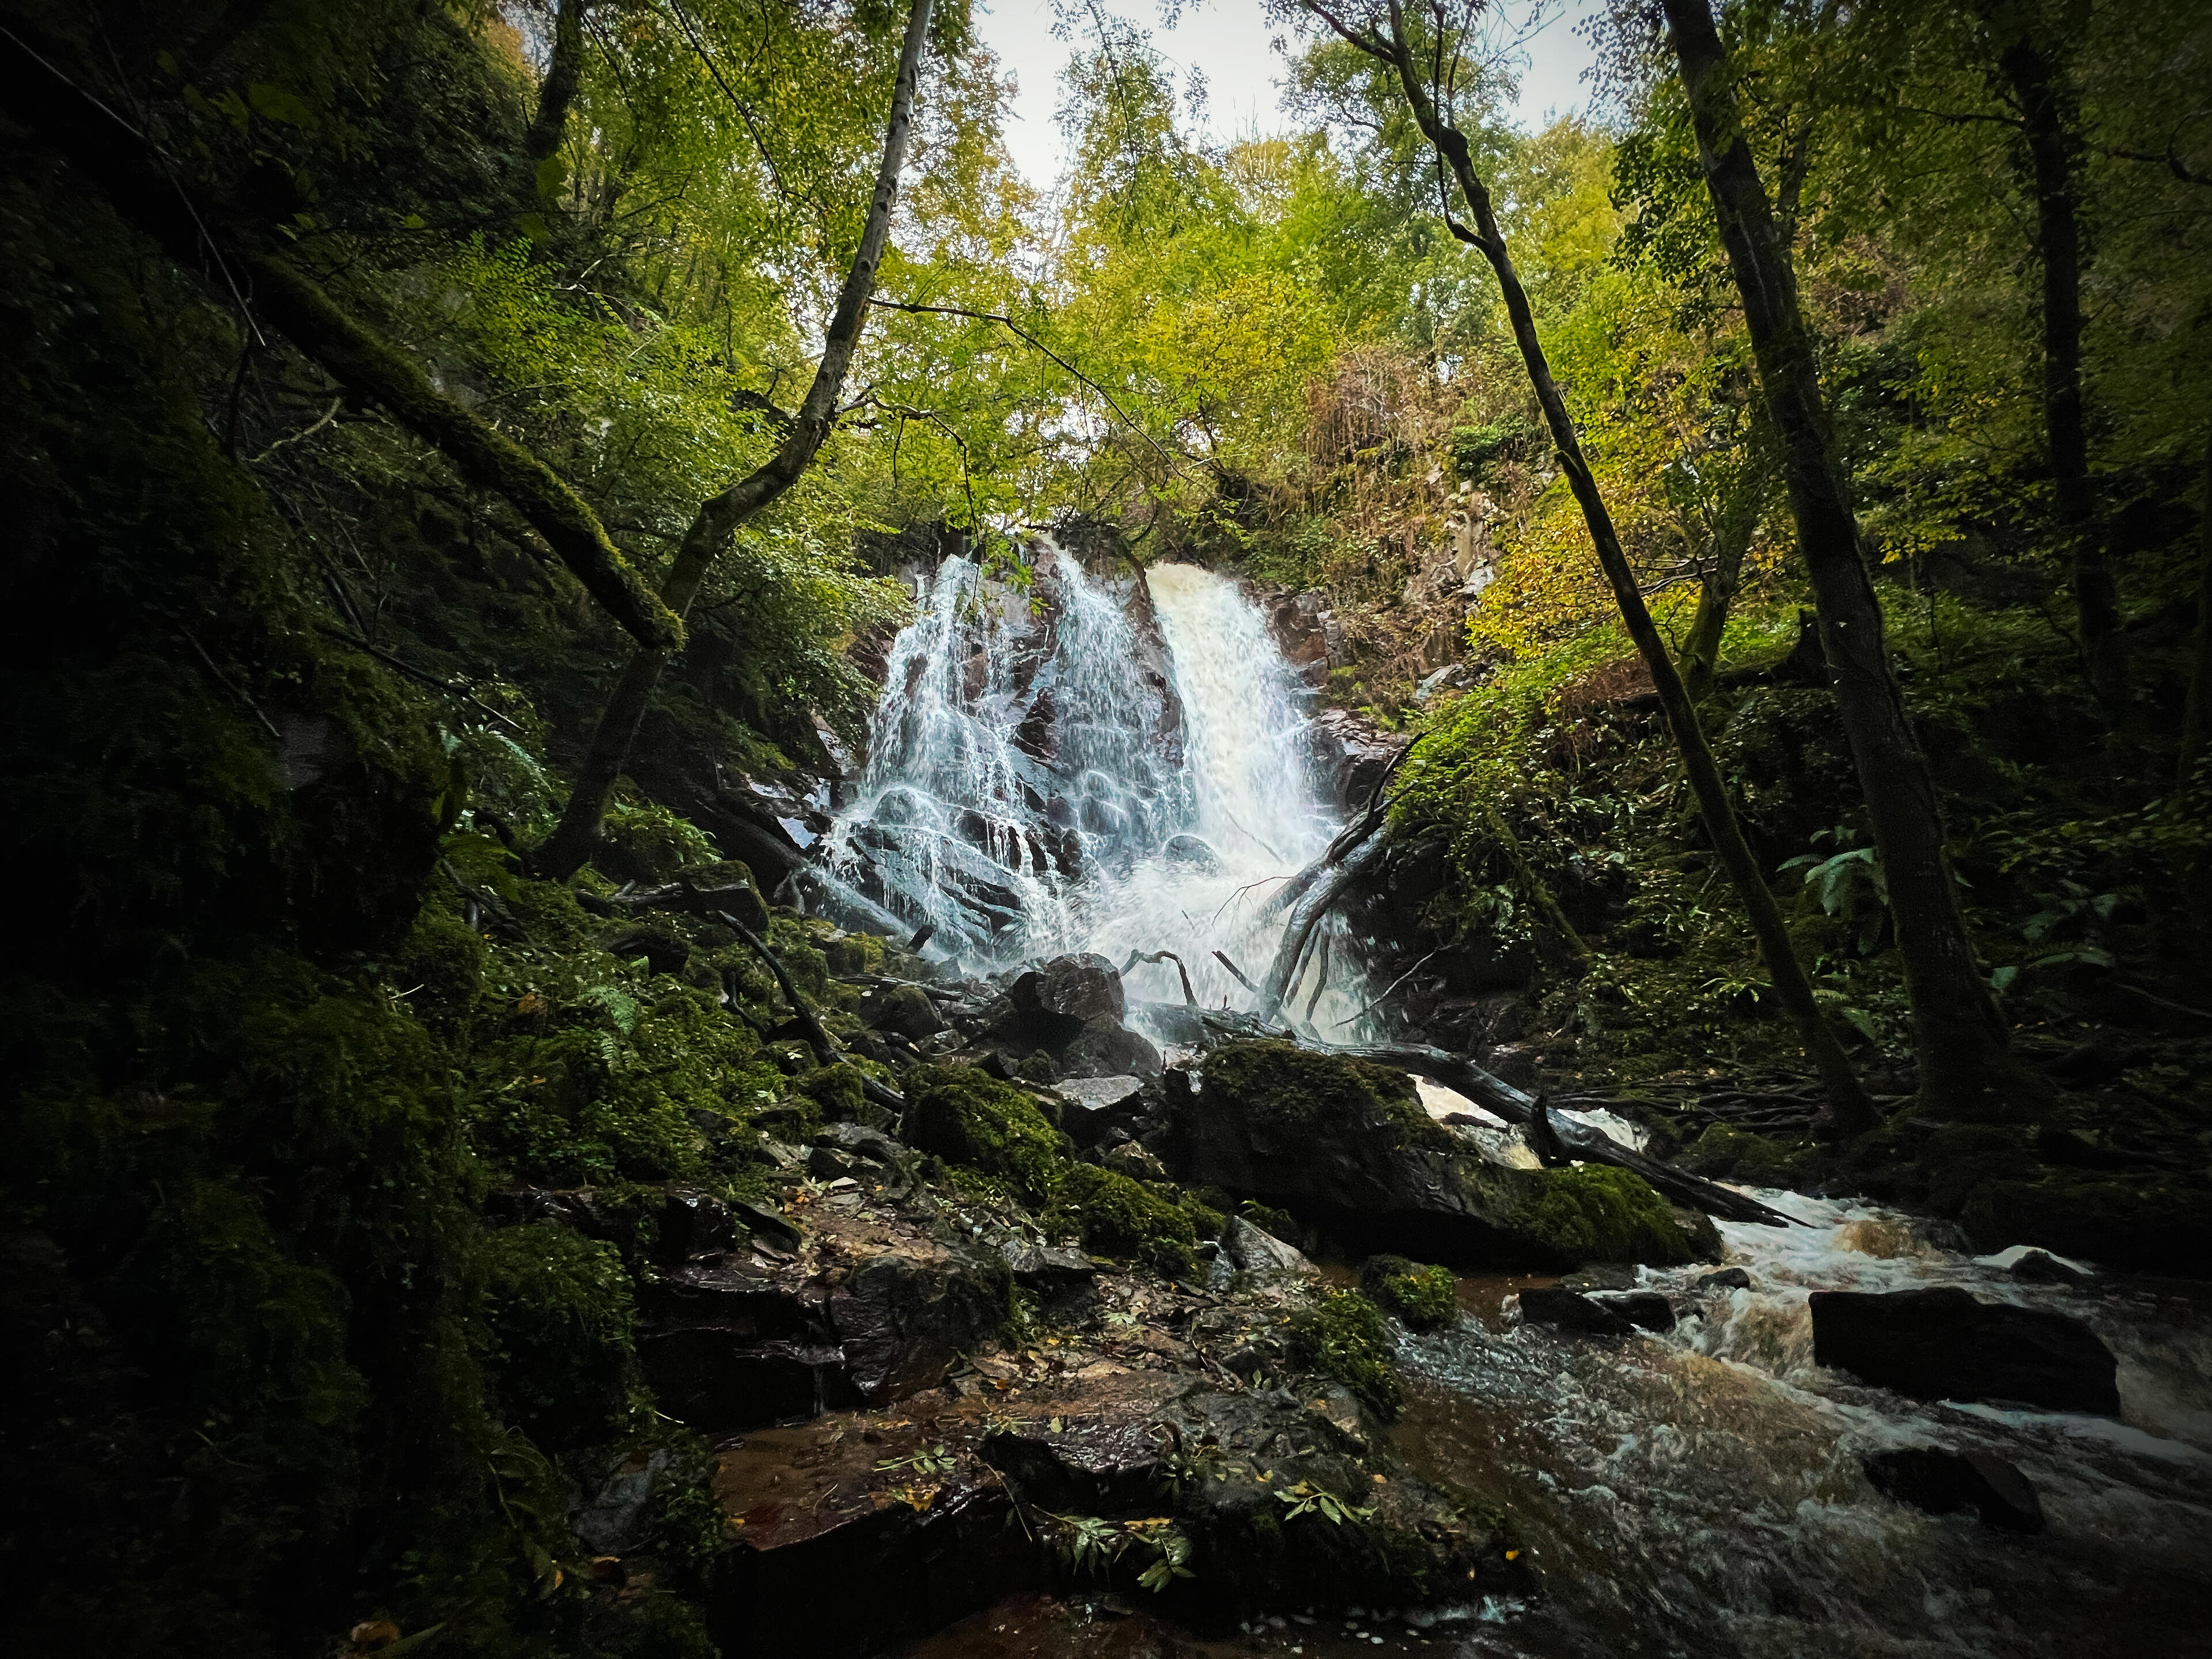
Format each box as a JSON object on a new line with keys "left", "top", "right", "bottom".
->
{"left": 2181, "top": 431, "right": 2212, "bottom": 790}
{"left": 1996, "top": 26, "right": 2124, "bottom": 704}
{"left": 1301, "top": 0, "right": 1874, "bottom": 1135}
{"left": 1680, "top": 435, "right": 1770, "bottom": 699}
{"left": 1662, "top": 0, "right": 2047, "bottom": 1122}
{"left": 536, "top": 0, "right": 935, "bottom": 880}
{"left": 525, "top": 0, "right": 588, "bottom": 172}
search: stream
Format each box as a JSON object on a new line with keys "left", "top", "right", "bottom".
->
{"left": 818, "top": 550, "right": 2212, "bottom": 1657}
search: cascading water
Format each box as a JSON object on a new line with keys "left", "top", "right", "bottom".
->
{"left": 817, "top": 544, "right": 1374, "bottom": 1035}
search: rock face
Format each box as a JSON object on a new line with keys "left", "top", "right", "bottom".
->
{"left": 1809, "top": 1287, "right": 2120, "bottom": 1414}
{"left": 1061, "top": 1013, "right": 1163, "bottom": 1078}
{"left": 1862, "top": 1447, "right": 2046, "bottom": 1532}
{"left": 1169, "top": 1042, "right": 1707, "bottom": 1268}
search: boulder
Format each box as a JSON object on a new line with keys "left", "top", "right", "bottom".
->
{"left": 1161, "top": 833, "right": 1223, "bottom": 872}
{"left": 1009, "top": 952, "right": 1126, "bottom": 1029}
{"left": 1056, "top": 1074, "right": 1147, "bottom": 1146}
{"left": 1517, "top": 1287, "right": 1634, "bottom": 1336}
{"left": 815, "top": 1119, "right": 907, "bottom": 1165}
{"left": 1170, "top": 1041, "right": 1707, "bottom": 1267}
{"left": 1061, "top": 1014, "right": 1163, "bottom": 1078}
{"left": 1104, "top": 1140, "right": 1171, "bottom": 1183}
{"left": 1698, "top": 1267, "right": 1752, "bottom": 1291}
{"left": 859, "top": 982, "right": 946, "bottom": 1040}
{"left": 1862, "top": 1446, "right": 2046, "bottom": 1532}
{"left": 2010, "top": 1248, "right": 2094, "bottom": 1289}
{"left": 1218, "top": 1214, "right": 1316, "bottom": 1281}
{"left": 1809, "top": 1287, "right": 2119, "bottom": 1414}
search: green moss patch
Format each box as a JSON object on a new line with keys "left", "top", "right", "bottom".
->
{"left": 1048, "top": 1164, "right": 1199, "bottom": 1277}
{"left": 1285, "top": 1290, "right": 1405, "bottom": 1419}
{"left": 1359, "top": 1255, "right": 1459, "bottom": 1331}
{"left": 1202, "top": 1041, "right": 1452, "bottom": 1151}
{"left": 903, "top": 1063, "right": 1067, "bottom": 1194}
{"left": 1512, "top": 1165, "right": 1699, "bottom": 1267}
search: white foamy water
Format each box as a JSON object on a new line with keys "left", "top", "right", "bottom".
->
{"left": 816, "top": 549, "right": 1376, "bottom": 1035}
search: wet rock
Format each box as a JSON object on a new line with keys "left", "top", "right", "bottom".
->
{"left": 1516, "top": 1287, "right": 1634, "bottom": 1336}
{"left": 816, "top": 1120, "right": 907, "bottom": 1165}
{"left": 1862, "top": 1446, "right": 2046, "bottom": 1533}
{"left": 1162, "top": 834, "right": 1222, "bottom": 872}
{"left": 1809, "top": 1287, "right": 2119, "bottom": 1414}
{"left": 1560, "top": 1263, "right": 1637, "bottom": 1292}
{"left": 831, "top": 1248, "right": 1012, "bottom": 1402}
{"left": 575, "top": 1448, "right": 674, "bottom": 1554}
{"left": 2009, "top": 1248, "right": 2094, "bottom": 1289}
{"left": 1170, "top": 1041, "right": 1704, "bottom": 1267}
{"left": 1010, "top": 952, "right": 1126, "bottom": 1029}
{"left": 1588, "top": 1291, "right": 1676, "bottom": 1333}
{"left": 1062, "top": 1015, "right": 1164, "bottom": 1080}
{"left": 1219, "top": 1215, "right": 1316, "bottom": 1281}
{"left": 861, "top": 982, "right": 946, "bottom": 1040}
{"left": 732, "top": 1198, "right": 804, "bottom": 1255}
{"left": 991, "top": 1234, "right": 1099, "bottom": 1316}
{"left": 1058, "top": 1074, "right": 1149, "bottom": 1147}
{"left": 981, "top": 1413, "right": 1165, "bottom": 1514}
{"left": 1698, "top": 1267, "right": 1752, "bottom": 1291}
{"left": 638, "top": 1261, "right": 855, "bottom": 1429}
{"left": 1130, "top": 1001, "right": 1209, "bottom": 1047}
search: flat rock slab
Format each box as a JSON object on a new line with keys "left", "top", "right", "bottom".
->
{"left": 1810, "top": 1286, "right": 2119, "bottom": 1414}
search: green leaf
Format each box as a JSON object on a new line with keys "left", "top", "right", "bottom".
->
{"left": 247, "top": 82, "right": 317, "bottom": 130}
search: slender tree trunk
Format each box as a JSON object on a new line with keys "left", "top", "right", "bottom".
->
{"left": 1302, "top": 0, "right": 1875, "bottom": 1135}
{"left": 537, "top": 0, "right": 935, "bottom": 880}
{"left": 1996, "top": 27, "right": 2124, "bottom": 704}
{"left": 1662, "top": 0, "right": 2047, "bottom": 1122}
{"left": 1680, "top": 442, "right": 1768, "bottom": 699}
{"left": 525, "top": 0, "right": 588, "bottom": 172}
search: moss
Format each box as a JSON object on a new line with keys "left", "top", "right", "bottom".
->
{"left": 1359, "top": 1255, "right": 1459, "bottom": 1331}
{"left": 823, "top": 931, "right": 885, "bottom": 975}
{"left": 1512, "top": 1165, "right": 1699, "bottom": 1267}
{"left": 480, "top": 1222, "right": 637, "bottom": 1451}
{"left": 1047, "top": 1164, "right": 1198, "bottom": 1276}
{"left": 1285, "top": 1289, "right": 1404, "bottom": 1419}
{"left": 1178, "top": 1189, "right": 1228, "bottom": 1242}
{"left": 1202, "top": 1041, "right": 1451, "bottom": 1152}
{"left": 1680, "top": 1124, "right": 1816, "bottom": 1187}
{"left": 792, "top": 1062, "right": 869, "bottom": 1127}
{"left": 1237, "top": 1199, "right": 1304, "bottom": 1245}
{"left": 903, "top": 1063, "right": 1067, "bottom": 1194}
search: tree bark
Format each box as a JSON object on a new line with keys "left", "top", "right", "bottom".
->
{"left": 1662, "top": 0, "right": 2046, "bottom": 1121}
{"left": 1680, "top": 433, "right": 1770, "bottom": 699}
{"left": 525, "top": 0, "right": 588, "bottom": 172}
{"left": 537, "top": 0, "right": 937, "bottom": 880}
{"left": 1302, "top": 0, "right": 1876, "bottom": 1134}
{"left": 2181, "top": 431, "right": 2212, "bottom": 790}
{"left": 1995, "top": 25, "right": 2125, "bottom": 703}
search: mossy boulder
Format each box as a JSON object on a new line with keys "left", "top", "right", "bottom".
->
{"left": 480, "top": 1222, "right": 637, "bottom": 1451}
{"left": 1512, "top": 1165, "right": 1703, "bottom": 1268}
{"left": 823, "top": 930, "right": 886, "bottom": 975}
{"left": 1174, "top": 1041, "right": 1702, "bottom": 1267}
{"left": 1047, "top": 1163, "right": 1198, "bottom": 1276}
{"left": 1359, "top": 1255, "right": 1459, "bottom": 1331}
{"left": 1284, "top": 1289, "right": 1405, "bottom": 1418}
{"left": 903, "top": 1063, "right": 1067, "bottom": 1194}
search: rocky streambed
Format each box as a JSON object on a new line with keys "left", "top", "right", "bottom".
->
{"left": 533, "top": 937, "right": 2212, "bottom": 1659}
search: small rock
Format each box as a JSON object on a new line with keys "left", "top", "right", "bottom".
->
{"left": 817, "top": 1120, "right": 906, "bottom": 1164}
{"left": 1698, "top": 1267, "right": 1752, "bottom": 1291}
{"left": 1862, "top": 1446, "right": 2046, "bottom": 1532}
{"left": 1220, "top": 1214, "right": 1316, "bottom": 1280}
{"left": 2009, "top": 1248, "right": 2094, "bottom": 1289}
{"left": 862, "top": 982, "right": 947, "bottom": 1040}
{"left": 1104, "top": 1141, "right": 1171, "bottom": 1183}
{"left": 1517, "top": 1287, "right": 1634, "bottom": 1336}
{"left": 1062, "top": 1016, "right": 1164, "bottom": 1079}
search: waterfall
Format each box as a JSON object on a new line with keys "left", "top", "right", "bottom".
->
{"left": 817, "top": 544, "right": 1373, "bottom": 1035}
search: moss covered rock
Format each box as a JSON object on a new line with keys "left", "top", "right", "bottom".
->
{"left": 1175, "top": 1041, "right": 1700, "bottom": 1267}
{"left": 1284, "top": 1289, "right": 1405, "bottom": 1418}
{"left": 1048, "top": 1163, "right": 1199, "bottom": 1275}
{"left": 1359, "top": 1255, "right": 1459, "bottom": 1331}
{"left": 903, "top": 1063, "right": 1067, "bottom": 1194}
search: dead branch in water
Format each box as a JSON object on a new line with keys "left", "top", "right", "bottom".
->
{"left": 1123, "top": 949, "right": 1198, "bottom": 1006}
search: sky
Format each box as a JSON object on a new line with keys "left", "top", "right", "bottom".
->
{"left": 969, "top": 0, "right": 1608, "bottom": 192}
